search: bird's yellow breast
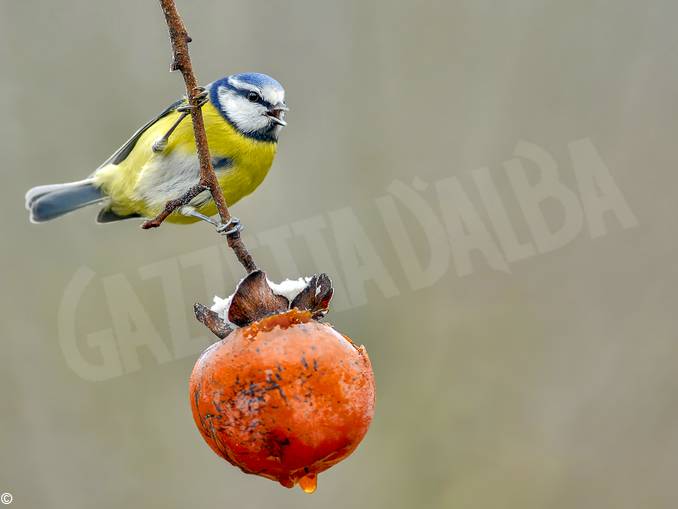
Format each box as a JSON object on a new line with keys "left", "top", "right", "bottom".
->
{"left": 94, "top": 101, "right": 277, "bottom": 223}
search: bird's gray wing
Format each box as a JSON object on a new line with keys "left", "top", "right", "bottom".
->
{"left": 97, "top": 98, "right": 186, "bottom": 168}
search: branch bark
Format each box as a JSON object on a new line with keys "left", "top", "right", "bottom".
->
{"left": 145, "top": 0, "right": 257, "bottom": 274}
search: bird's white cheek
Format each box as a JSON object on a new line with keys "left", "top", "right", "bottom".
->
{"left": 220, "top": 94, "right": 269, "bottom": 133}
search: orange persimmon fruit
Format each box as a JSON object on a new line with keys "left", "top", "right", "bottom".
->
{"left": 190, "top": 272, "right": 376, "bottom": 493}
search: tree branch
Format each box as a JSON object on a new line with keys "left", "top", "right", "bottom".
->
{"left": 144, "top": 0, "right": 257, "bottom": 274}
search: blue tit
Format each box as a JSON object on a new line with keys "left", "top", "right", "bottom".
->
{"left": 25, "top": 72, "right": 288, "bottom": 225}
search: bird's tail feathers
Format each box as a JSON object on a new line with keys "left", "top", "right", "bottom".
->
{"left": 26, "top": 179, "right": 104, "bottom": 223}
{"left": 25, "top": 179, "right": 94, "bottom": 209}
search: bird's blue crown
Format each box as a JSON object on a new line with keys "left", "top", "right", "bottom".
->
{"left": 210, "top": 73, "right": 284, "bottom": 106}
{"left": 231, "top": 72, "right": 283, "bottom": 91}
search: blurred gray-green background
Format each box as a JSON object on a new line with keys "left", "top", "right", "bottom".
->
{"left": 2, "top": 1, "right": 678, "bottom": 508}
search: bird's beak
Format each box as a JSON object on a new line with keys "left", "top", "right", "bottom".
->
{"left": 266, "top": 103, "right": 289, "bottom": 126}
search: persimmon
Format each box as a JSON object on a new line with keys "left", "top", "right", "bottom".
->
{"left": 190, "top": 271, "right": 376, "bottom": 492}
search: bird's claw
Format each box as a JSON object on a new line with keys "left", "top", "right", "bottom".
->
{"left": 216, "top": 217, "right": 243, "bottom": 236}
{"left": 177, "top": 86, "right": 209, "bottom": 112}
{"left": 194, "top": 86, "right": 208, "bottom": 102}
{"left": 153, "top": 90, "right": 206, "bottom": 152}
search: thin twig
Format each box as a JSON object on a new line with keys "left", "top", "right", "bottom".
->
{"left": 144, "top": 0, "right": 257, "bottom": 274}
{"left": 194, "top": 303, "right": 233, "bottom": 339}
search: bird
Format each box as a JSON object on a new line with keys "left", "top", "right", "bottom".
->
{"left": 25, "top": 72, "right": 288, "bottom": 227}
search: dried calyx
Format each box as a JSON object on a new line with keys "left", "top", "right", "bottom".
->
{"left": 194, "top": 270, "right": 333, "bottom": 339}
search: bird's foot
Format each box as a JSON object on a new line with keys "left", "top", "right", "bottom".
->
{"left": 179, "top": 208, "right": 243, "bottom": 236}
{"left": 153, "top": 90, "right": 207, "bottom": 152}
{"left": 216, "top": 217, "right": 242, "bottom": 236}
{"left": 177, "top": 86, "right": 209, "bottom": 112}
{"left": 154, "top": 87, "right": 208, "bottom": 151}
{"left": 194, "top": 86, "right": 209, "bottom": 105}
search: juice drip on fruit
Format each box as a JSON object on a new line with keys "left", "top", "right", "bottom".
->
{"left": 298, "top": 473, "right": 317, "bottom": 494}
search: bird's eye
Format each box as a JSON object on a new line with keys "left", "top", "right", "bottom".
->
{"left": 247, "top": 91, "right": 261, "bottom": 103}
